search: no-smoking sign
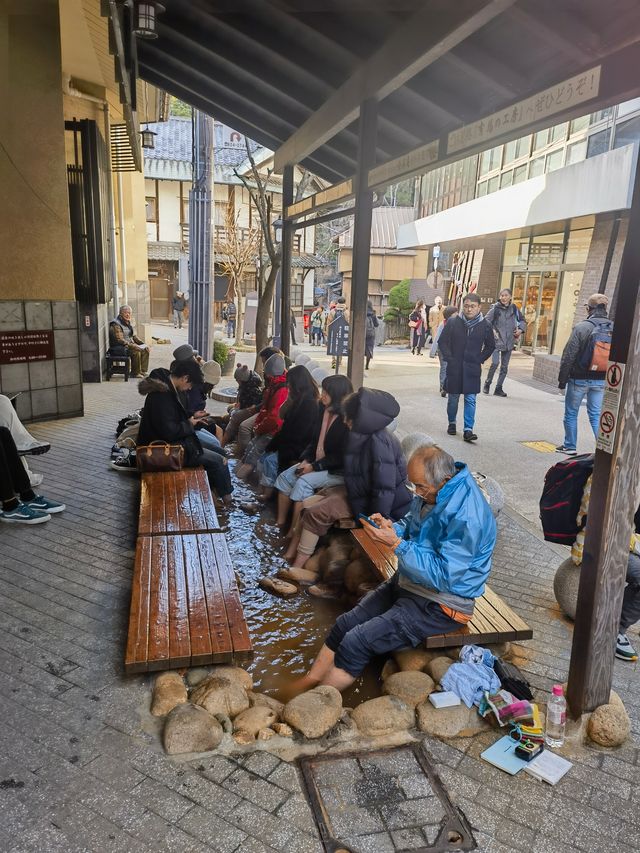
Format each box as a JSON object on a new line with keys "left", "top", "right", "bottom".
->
{"left": 600, "top": 410, "right": 615, "bottom": 434}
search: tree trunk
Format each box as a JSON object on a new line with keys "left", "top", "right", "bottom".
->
{"left": 234, "top": 292, "right": 244, "bottom": 347}
{"left": 254, "top": 262, "right": 280, "bottom": 370}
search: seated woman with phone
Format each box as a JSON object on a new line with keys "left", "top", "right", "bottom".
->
{"left": 273, "top": 375, "right": 353, "bottom": 533}
{"left": 283, "top": 387, "right": 411, "bottom": 565}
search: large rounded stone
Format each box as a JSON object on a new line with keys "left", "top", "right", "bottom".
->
{"left": 247, "top": 691, "right": 284, "bottom": 717}
{"left": 283, "top": 686, "right": 342, "bottom": 739}
{"left": 163, "top": 704, "right": 223, "bottom": 755}
{"left": 190, "top": 676, "right": 250, "bottom": 718}
{"left": 381, "top": 658, "right": 400, "bottom": 681}
{"left": 383, "top": 671, "right": 435, "bottom": 708}
{"left": 416, "top": 701, "right": 487, "bottom": 738}
{"left": 351, "top": 695, "right": 414, "bottom": 736}
{"left": 428, "top": 656, "right": 453, "bottom": 684}
{"left": 210, "top": 666, "right": 253, "bottom": 692}
{"left": 553, "top": 557, "right": 581, "bottom": 620}
{"left": 587, "top": 703, "right": 631, "bottom": 747}
{"left": 233, "top": 706, "right": 278, "bottom": 741}
{"left": 151, "top": 672, "right": 188, "bottom": 717}
{"left": 393, "top": 648, "right": 435, "bottom": 672}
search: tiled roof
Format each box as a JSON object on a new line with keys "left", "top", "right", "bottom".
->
{"left": 147, "top": 241, "right": 183, "bottom": 261}
{"left": 339, "top": 206, "right": 417, "bottom": 250}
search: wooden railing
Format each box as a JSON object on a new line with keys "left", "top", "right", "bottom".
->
{"left": 180, "top": 223, "right": 303, "bottom": 253}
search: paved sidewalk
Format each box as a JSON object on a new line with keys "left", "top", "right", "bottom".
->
{"left": 0, "top": 344, "right": 638, "bottom": 853}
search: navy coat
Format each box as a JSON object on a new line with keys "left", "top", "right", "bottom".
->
{"left": 438, "top": 315, "right": 495, "bottom": 395}
{"left": 344, "top": 388, "right": 412, "bottom": 521}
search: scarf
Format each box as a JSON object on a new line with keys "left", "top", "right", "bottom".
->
{"left": 462, "top": 313, "right": 484, "bottom": 330}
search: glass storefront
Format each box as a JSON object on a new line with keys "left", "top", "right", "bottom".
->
{"left": 499, "top": 226, "right": 592, "bottom": 355}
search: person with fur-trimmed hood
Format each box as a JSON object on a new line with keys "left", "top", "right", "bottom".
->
{"left": 135, "top": 360, "right": 232, "bottom": 503}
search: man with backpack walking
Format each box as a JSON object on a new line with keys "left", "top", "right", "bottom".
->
{"left": 482, "top": 289, "right": 526, "bottom": 397}
{"left": 556, "top": 294, "right": 612, "bottom": 455}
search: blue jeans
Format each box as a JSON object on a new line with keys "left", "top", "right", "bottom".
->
{"left": 563, "top": 379, "right": 605, "bottom": 450}
{"left": 274, "top": 464, "right": 344, "bottom": 502}
{"left": 437, "top": 352, "right": 447, "bottom": 388}
{"left": 257, "top": 451, "right": 279, "bottom": 487}
{"left": 447, "top": 393, "right": 477, "bottom": 431}
{"left": 197, "top": 429, "right": 221, "bottom": 451}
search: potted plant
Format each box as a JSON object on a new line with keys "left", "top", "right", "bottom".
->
{"left": 213, "top": 340, "right": 236, "bottom": 376}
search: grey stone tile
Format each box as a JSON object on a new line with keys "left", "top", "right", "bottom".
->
{"left": 228, "top": 799, "right": 297, "bottom": 849}
{"left": 13, "top": 392, "right": 31, "bottom": 422}
{"left": 267, "top": 761, "right": 301, "bottom": 792}
{"left": 0, "top": 302, "right": 25, "bottom": 331}
{"left": 329, "top": 805, "right": 386, "bottom": 837}
{"left": 28, "top": 360, "right": 56, "bottom": 390}
{"left": 30, "top": 388, "right": 58, "bottom": 418}
{"left": 1, "top": 363, "right": 30, "bottom": 394}
{"left": 241, "top": 751, "right": 282, "bottom": 778}
{"left": 274, "top": 793, "right": 318, "bottom": 835}
{"left": 340, "top": 831, "right": 395, "bottom": 853}
{"left": 52, "top": 301, "right": 78, "bottom": 330}
{"left": 281, "top": 831, "right": 323, "bottom": 853}
{"left": 130, "top": 776, "right": 196, "bottom": 822}
{"left": 55, "top": 357, "right": 81, "bottom": 387}
{"left": 192, "top": 754, "right": 238, "bottom": 784}
{"left": 83, "top": 753, "right": 146, "bottom": 792}
{"left": 224, "top": 767, "right": 290, "bottom": 813}
{"left": 390, "top": 826, "right": 428, "bottom": 849}
{"left": 177, "top": 805, "right": 247, "bottom": 852}
{"left": 57, "top": 384, "right": 83, "bottom": 415}
{"left": 25, "top": 302, "right": 52, "bottom": 331}
{"left": 53, "top": 329, "right": 79, "bottom": 358}
{"left": 397, "top": 773, "right": 436, "bottom": 800}
{"left": 379, "top": 796, "right": 446, "bottom": 830}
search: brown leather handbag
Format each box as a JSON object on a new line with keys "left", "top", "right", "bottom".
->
{"left": 136, "top": 440, "right": 184, "bottom": 472}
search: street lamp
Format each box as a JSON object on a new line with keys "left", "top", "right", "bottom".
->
{"left": 140, "top": 125, "right": 157, "bottom": 149}
{"left": 132, "top": 2, "right": 165, "bottom": 39}
{"left": 272, "top": 217, "right": 283, "bottom": 244}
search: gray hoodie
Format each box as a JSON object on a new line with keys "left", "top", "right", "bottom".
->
{"left": 484, "top": 301, "right": 526, "bottom": 352}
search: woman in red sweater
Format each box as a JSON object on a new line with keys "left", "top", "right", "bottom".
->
{"left": 236, "top": 353, "right": 288, "bottom": 480}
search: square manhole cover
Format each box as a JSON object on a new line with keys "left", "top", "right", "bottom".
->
{"left": 298, "top": 744, "right": 475, "bottom": 852}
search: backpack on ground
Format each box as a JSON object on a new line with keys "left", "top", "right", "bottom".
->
{"left": 577, "top": 318, "right": 613, "bottom": 372}
{"left": 539, "top": 454, "right": 594, "bottom": 545}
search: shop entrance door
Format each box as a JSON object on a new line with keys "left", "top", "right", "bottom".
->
{"left": 511, "top": 271, "right": 558, "bottom": 352}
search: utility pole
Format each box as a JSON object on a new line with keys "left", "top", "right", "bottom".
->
{"left": 189, "top": 109, "right": 215, "bottom": 359}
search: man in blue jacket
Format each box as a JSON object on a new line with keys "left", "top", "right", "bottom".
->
{"left": 286, "top": 445, "right": 496, "bottom": 694}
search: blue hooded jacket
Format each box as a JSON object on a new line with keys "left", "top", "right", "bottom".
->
{"left": 393, "top": 463, "right": 496, "bottom": 600}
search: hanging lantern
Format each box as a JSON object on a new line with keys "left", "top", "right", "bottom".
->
{"left": 141, "top": 125, "right": 157, "bottom": 149}
{"left": 272, "top": 217, "right": 283, "bottom": 244}
{"left": 133, "top": 2, "right": 165, "bottom": 39}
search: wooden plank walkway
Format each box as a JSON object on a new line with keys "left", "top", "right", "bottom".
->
{"left": 351, "top": 528, "right": 532, "bottom": 648}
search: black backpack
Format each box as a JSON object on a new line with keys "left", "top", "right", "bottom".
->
{"left": 539, "top": 454, "right": 594, "bottom": 545}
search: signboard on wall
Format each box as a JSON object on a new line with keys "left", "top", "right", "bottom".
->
{"left": 596, "top": 361, "right": 625, "bottom": 454}
{"left": 0, "top": 330, "right": 55, "bottom": 365}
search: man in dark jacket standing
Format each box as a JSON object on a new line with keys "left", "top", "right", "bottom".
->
{"left": 438, "top": 293, "right": 495, "bottom": 442}
{"left": 482, "top": 289, "right": 526, "bottom": 397}
{"left": 556, "top": 294, "right": 611, "bottom": 455}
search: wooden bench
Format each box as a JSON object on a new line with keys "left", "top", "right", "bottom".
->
{"left": 351, "top": 529, "right": 532, "bottom": 649}
{"left": 125, "top": 468, "right": 252, "bottom": 674}
{"left": 139, "top": 470, "right": 221, "bottom": 535}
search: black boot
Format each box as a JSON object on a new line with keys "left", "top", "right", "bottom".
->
{"left": 494, "top": 387, "right": 507, "bottom": 397}
{"left": 482, "top": 381, "right": 490, "bottom": 395}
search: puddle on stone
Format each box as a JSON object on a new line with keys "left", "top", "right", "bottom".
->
{"left": 221, "top": 469, "right": 382, "bottom": 707}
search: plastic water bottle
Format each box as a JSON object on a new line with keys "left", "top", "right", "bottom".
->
{"left": 545, "top": 684, "right": 567, "bottom": 747}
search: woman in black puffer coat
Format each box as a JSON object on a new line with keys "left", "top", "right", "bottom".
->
{"left": 283, "top": 387, "right": 412, "bottom": 567}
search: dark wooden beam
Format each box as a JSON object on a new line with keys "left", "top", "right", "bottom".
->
{"left": 442, "top": 51, "right": 521, "bottom": 101}
{"left": 506, "top": 6, "right": 595, "bottom": 65}
{"left": 347, "top": 100, "right": 377, "bottom": 391}
{"left": 280, "top": 166, "right": 294, "bottom": 358}
{"left": 274, "top": 0, "right": 516, "bottom": 171}
{"left": 566, "top": 147, "right": 640, "bottom": 716}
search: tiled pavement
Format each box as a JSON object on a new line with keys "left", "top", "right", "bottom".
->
{"left": 0, "top": 369, "right": 639, "bottom": 853}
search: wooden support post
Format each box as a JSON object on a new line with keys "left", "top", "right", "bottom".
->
{"left": 280, "top": 165, "right": 294, "bottom": 357}
{"left": 347, "top": 99, "right": 377, "bottom": 390}
{"left": 566, "top": 148, "right": 640, "bottom": 717}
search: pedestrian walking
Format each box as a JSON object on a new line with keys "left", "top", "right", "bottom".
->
{"left": 408, "top": 300, "right": 427, "bottom": 355}
{"left": 438, "top": 293, "right": 495, "bottom": 442}
{"left": 428, "top": 296, "right": 444, "bottom": 341}
{"left": 172, "top": 291, "right": 187, "bottom": 329}
{"left": 365, "top": 300, "right": 379, "bottom": 371}
{"left": 290, "top": 308, "right": 297, "bottom": 345}
{"left": 556, "top": 293, "right": 612, "bottom": 455}
{"left": 223, "top": 301, "right": 237, "bottom": 338}
{"left": 310, "top": 305, "right": 325, "bottom": 346}
{"left": 482, "top": 289, "right": 526, "bottom": 397}
{"left": 430, "top": 305, "right": 458, "bottom": 396}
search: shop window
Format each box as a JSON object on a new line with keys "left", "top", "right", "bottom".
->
{"left": 291, "top": 284, "right": 304, "bottom": 309}
{"left": 528, "top": 157, "right": 545, "bottom": 178}
{"left": 549, "top": 123, "right": 568, "bottom": 144}
{"left": 533, "top": 129, "right": 549, "bottom": 150}
{"left": 500, "top": 170, "right": 513, "bottom": 188}
{"left": 504, "top": 237, "right": 529, "bottom": 266}
{"left": 145, "top": 196, "right": 157, "bottom": 222}
{"left": 586, "top": 128, "right": 611, "bottom": 158}
{"left": 570, "top": 115, "right": 590, "bottom": 135}
{"left": 566, "top": 140, "right": 587, "bottom": 166}
{"left": 530, "top": 232, "right": 564, "bottom": 265}
{"left": 614, "top": 115, "right": 640, "bottom": 149}
{"left": 545, "top": 149, "right": 564, "bottom": 173}
{"left": 553, "top": 271, "right": 583, "bottom": 354}
{"left": 513, "top": 164, "right": 528, "bottom": 185}
{"left": 565, "top": 228, "right": 593, "bottom": 265}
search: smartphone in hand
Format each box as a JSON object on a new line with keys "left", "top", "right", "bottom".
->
{"left": 358, "top": 513, "right": 380, "bottom": 529}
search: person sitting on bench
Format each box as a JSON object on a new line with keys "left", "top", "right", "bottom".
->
{"left": 283, "top": 387, "right": 412, "bottom": 565}
{"left": 136, "top": 360, "right": 233, "bottom": 504}
{"left": 108, "top": 305, "right": 150, "bottom": 378}
{"left": 0, "top": 393, "right": 50, "bottom": 487}
{"left": 286, "top": 445, "right": 496, "bottom": 694}
{"left": 0, "top": 427, "right": 64, "bottom": 524}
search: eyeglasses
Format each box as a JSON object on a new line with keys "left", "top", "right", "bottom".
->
{"left": 407, "top": 481, "right": 436, "bottom": 498}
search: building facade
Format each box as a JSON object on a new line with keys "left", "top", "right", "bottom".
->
{"left": 400, "top": 99, "right": 640, "bottom": 382}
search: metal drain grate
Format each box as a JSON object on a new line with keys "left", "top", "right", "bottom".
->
{"left": 298, "top": 743, "right": 475, "bottom": 852}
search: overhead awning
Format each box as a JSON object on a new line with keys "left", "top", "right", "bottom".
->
{"left": 398, "top": 143, "right": 638, "bottom": 248}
